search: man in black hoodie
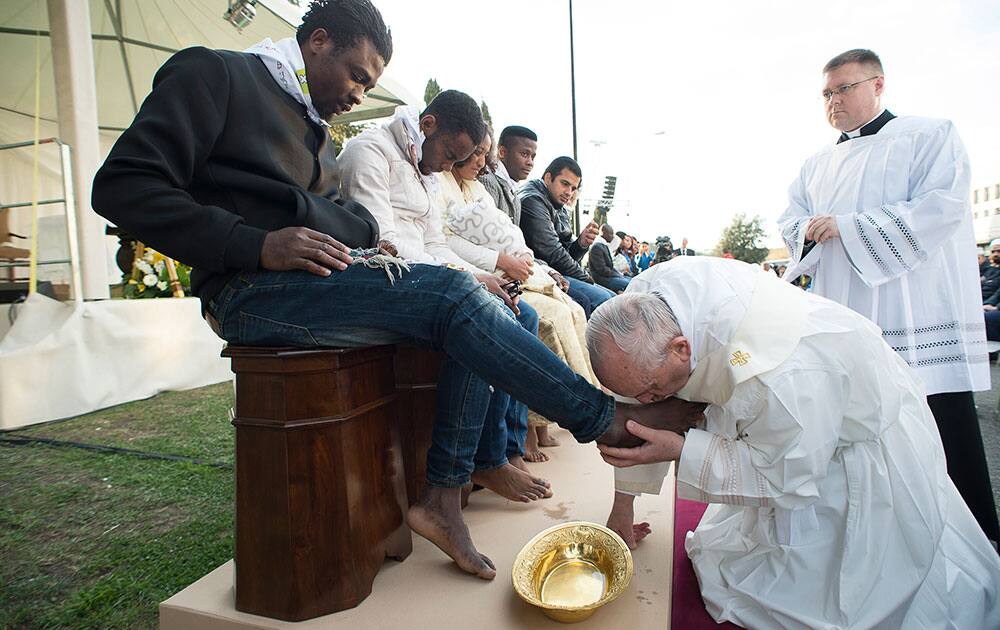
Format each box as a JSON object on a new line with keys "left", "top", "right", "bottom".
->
{"left": 519, "top": 156, "right": 613, "bottom": 316}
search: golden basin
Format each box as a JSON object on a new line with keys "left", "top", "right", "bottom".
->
{"left": 512, "top": 521, "right": 633, "bottom": 623}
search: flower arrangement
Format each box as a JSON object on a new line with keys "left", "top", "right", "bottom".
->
{"left": 123, "top": 246, "right": 191, "bottom": 299}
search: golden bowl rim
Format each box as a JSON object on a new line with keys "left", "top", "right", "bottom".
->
{"left": 511, "top": 520, "right": 634, "bottom": 612}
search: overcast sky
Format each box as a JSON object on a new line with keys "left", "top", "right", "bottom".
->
{"left": 344, "top": 0, "right": 1000, "bottom": 250}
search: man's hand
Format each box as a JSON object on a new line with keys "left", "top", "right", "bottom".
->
{"left": 607, "top": 492, "right": 651, "bottom": 550}
{"left": 496, "top": 253, "right": 532, "bottom": 282}
{"left": 598, "top": 421, "right": 685, "bottom": 467}
{"left": 804, "top": 215, "right": 840, "bottom": 243}
{"left": 548, "top": 269, "right": 570, "bottom": 292}
{"left": 475, "top": 272, "right": 520, "bottom": 315}
{"left": 578, "top": 221, "right": 600, "bottom": 248}
{"left": 985, "top": 304, "right": 997, "bottom": 312}
{"left": 378, "top": 239, "right": 398, "bottom": 257}
{"left": 260, "top": 227, "right": 353, "bottom": 276}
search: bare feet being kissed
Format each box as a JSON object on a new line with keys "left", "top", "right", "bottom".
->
{"left": 471, "top": 463, "right": 552, "bottom": 501}
{"left": 536, "top": 424, "right": 561, "bottom": 447}
{"left": 597, "top": 398, "right": 707, "bottom": 448}
{"left": 408, "top": 487, "right": 496, "bottom": 580}
{"left": 524, "top": 427, "right": 549, "bottom": 462}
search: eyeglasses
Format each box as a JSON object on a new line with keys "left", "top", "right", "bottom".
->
{"left": 821, "top": 76, "right": 881, "bottom": 102}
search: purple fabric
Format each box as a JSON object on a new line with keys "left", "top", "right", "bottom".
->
{"left": 671, "top": 498, "right": 740, "bottom": 629}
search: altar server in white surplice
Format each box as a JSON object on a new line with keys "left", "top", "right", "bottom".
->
{"left": 589, "top": 258, "right": 1000, "bottom": 630}
{"left": 776, "top": 48, "right": 999, "bottom": 546}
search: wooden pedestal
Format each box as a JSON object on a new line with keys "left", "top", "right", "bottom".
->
{"left": 392, "top": 347, "right": 446, "bottom": 506}
{"left": 224, "top": 346, "right": 412, "bottom": 622}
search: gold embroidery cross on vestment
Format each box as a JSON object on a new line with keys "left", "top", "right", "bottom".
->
{"left": 730, "top": 350, "right": 751, "bottom": 367}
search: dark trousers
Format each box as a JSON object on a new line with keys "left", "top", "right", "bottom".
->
{"left": 927, "top": 391, "right": 1000, "bottom": 544}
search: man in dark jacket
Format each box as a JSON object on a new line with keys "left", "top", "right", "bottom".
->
{"left": 479, "top": 125, "right": 535, "bottom": 225}
{"left": 982, "top": 239, "right": 1000, "bottom": 343}
{"left": 90, "top": 0, "right": 696, "bottom": 583}
{"left": 589, "top": 224, "right": 630, "bottom": 292}
{"left": 519, "top": 156, "right": 613, "bottom": 315}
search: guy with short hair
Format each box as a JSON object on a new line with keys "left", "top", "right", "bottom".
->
{"left": 777, "top": 48, "right": 998, "bottom": 544}
{"left": 520, "top": 156, "right": 613, "bottom": 315}
{"left": 480, "top": 125, "right": 537, "bottom": 225}
{"left": 589, "top": 224, "right": 630, "bottom": 293}
{"left": 338, "top": 90, "right": 549, "bottom": 502}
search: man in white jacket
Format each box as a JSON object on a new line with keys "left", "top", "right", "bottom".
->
{"left": 338, "top": 92, "right": 551, "bottom": 517}
{"left": 590, "top": 257, "right": 1000, "bottom": 629}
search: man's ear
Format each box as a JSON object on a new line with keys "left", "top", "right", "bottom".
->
{"left": 542, "top": 171, "right": 553, "bottom": 185}
{"left": 306, "top": 28, "right": 332, "bottom": 56}
{"left": 419, "top": 114, "right": 437, "bottom": 136}
{"left": 668, "top": 336, "right": 691, "bottom": 362}
{"left": 873, "top": 75, "right": 885, "bottom": 97}
{"left": 497, "top": 145, "right": 507, "bottom": 160}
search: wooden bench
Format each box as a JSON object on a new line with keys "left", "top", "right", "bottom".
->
{"left": 223, "top": 345, "right": 444, "bottom": 622}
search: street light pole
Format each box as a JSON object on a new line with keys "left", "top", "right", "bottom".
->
{"left": 568, "top": 0, "right": 580, "bottom": 231}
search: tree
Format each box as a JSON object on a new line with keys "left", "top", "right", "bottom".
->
{"left": 480, "top": 100, "right": 492, "bottom": 126}
{"left": 715, "top": 213, "right": 770, "bottom": 263}
{"left": 328, "top": 122, "right": 369, "bottom": 153}
{"left": 424, "top": 78, "right": 441, "bottom": 105}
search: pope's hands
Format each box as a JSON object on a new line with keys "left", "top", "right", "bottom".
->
{"left": 598, "top": 421, "right": 685, "bottom": 467}
{"left": 260, "top": 227, "right": 353, "bottom": 276}
{"left": 804, "top": 215, "right": 840, "bottom": 243}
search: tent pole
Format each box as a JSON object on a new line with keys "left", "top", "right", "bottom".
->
{"left": 47, "top": 0, "right": 109, "bottom": 300}
{"left": 568, "top": 0, "right": 581, "bottom": 233}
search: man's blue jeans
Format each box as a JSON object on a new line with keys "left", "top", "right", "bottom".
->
{"left": 474, "top": 301, "right": 536, "bottom": 469}
{"left": 206, "top": 264, "right": 613, "bottom": 487}
{"left": 565, "top": 276, "right": 615, "bottom": 318}
{"left": 597, "top": 275, "right": 631, "bottom": 294}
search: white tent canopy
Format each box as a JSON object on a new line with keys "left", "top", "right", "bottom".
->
{"left": 0, "top": 0, "right": 407, "bottom": 133}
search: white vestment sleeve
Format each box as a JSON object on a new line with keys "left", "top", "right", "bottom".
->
{"left": 338, "top": 141, "right": 436, "bottom": 264}
{"left": 835, "top": 121, "right": 970, "bottom": 287}
{"left": 614, "top": 462, "right": 672, "bottom": 495}
{"left": 777, "top": 170, "right": 813, "bottom": 261}
{"left": 677, "top": 369, "right": 845, "bottom": 510}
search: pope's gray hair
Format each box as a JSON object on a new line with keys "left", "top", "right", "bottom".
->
{"left": 586, "top": 293, "right": 682, "bottom": 372}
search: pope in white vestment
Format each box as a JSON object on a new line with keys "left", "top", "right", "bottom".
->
{"left": 590, "top": 258, "right": 1000, "bottom": 629}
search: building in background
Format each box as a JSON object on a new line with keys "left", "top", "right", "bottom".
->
{"left": 972, "top": 180, "right": 1000, "bottom": 247}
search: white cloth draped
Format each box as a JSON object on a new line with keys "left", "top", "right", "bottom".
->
{"left": 777, "top": 115, "right": 989, "bottom": 396}
{"left": 613, "top": 257, "right": 1000, "bottom": 629}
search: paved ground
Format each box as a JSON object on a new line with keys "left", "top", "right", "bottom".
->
{"left": 974, "top": 361, "right": 1000, "bottom": 524}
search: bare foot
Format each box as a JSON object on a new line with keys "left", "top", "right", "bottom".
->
{"left": 536, "top": 425, "right": 561, "bottom": 447}
{"left": 408, "top": 487, "right": 496, "bottom": 580}
{"left": 524, "top": 427, "right": 549, "bottom": 462}
{"left": 472, "top": 463, "right": 552, "bottom": 501}
{"left": 509, "top": 455, "right": 530, "bottom": 473}
{"left": 597, "top": 398, "right": 707, "bottom": 448}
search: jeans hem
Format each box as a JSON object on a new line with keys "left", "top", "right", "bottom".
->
{"left": 425, "top": 476, "right": 473, "bottom": 489}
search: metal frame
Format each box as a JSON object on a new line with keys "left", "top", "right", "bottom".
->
{"left": 0, "top": 137, "right": 83, "bottom": 303}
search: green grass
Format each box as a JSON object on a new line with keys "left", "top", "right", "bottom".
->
{"left": 0, "top": 383, "right": 236, "bottom": 629}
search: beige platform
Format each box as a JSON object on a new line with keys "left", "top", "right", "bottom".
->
{"left": 160, "top": 427, "right": 675, "bottom": 629}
